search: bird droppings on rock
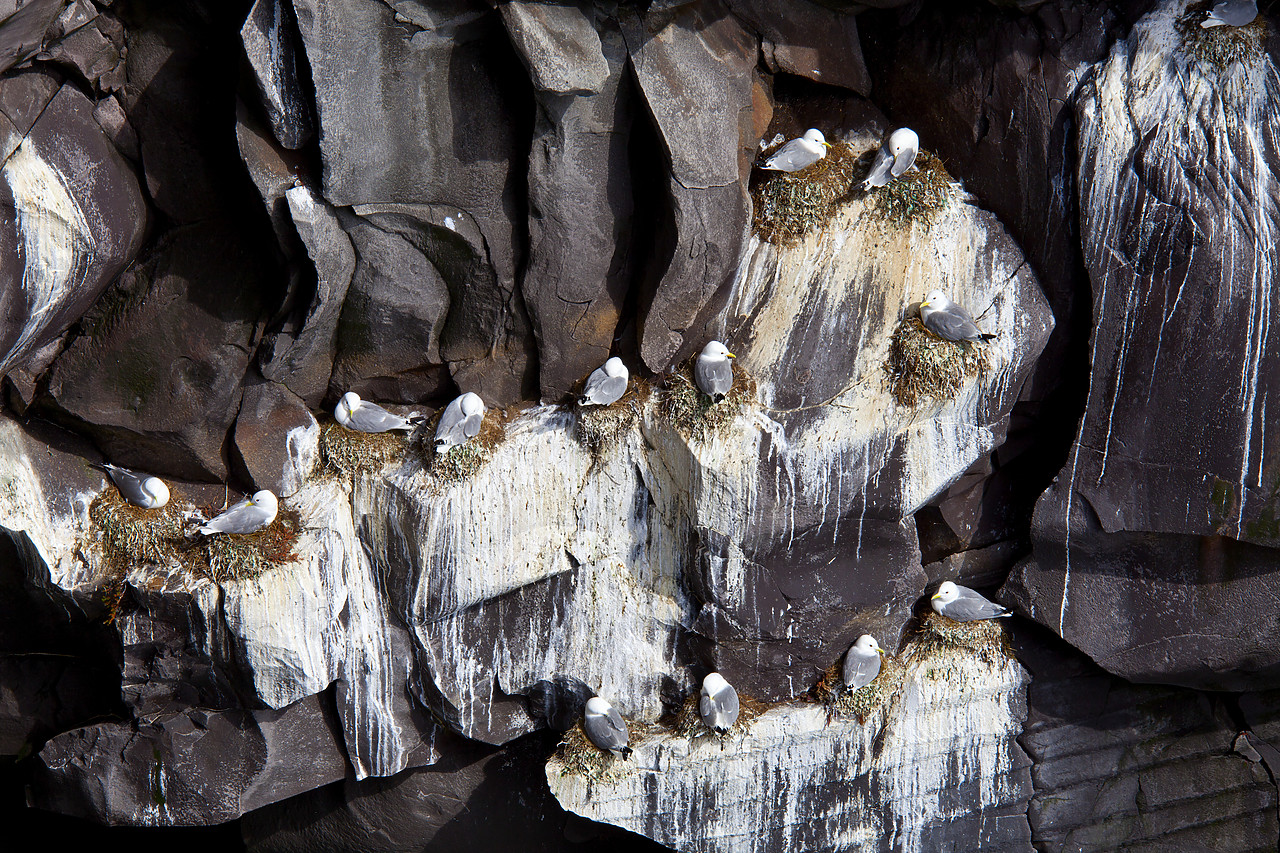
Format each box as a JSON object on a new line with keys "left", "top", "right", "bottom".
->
{"left": 659, "top": 362, "right": 757, "bottom": 441}
{"left": 1178, "top": 0, "right": 1268, "bottom": 69}
{"left": 202, "top": 506, "right": 302, "bottom": 583}
{"left": 909, "top": 610, "right": 1013, "bottom": 670}
{"left": 869, "top": 150, "right": 956, "bottom": 228}
{"left": 668, "top": 688, "right": 765, "bottom": 741}
{"left": 884, "top": 316, "right": 989, "bottom": 408}
{"left": 572, "top": 381, "right": 650, "bottom": 457}
{"left": 418, "top": 411, "right": 507, "bottom": 486}
{"left": 549, "top": 720, "right": 640, "bottom": 783}
{"left": 751, "top": 140, "right": 861, "bottom": 247}
{"left": 810, "top": 654, "right": 904, "bottom": 724}
{"left": 319, "top": 418, "right": 408, "bottom": 477}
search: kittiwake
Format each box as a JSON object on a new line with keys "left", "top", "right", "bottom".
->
{"left": 931, "top": 581, "right": 1012, "bottom": 622}
{"left": 579, "top": 357, "right": 629, "bottom": 407}
{"left": 920, "top": 290, "right": 996, "bottom": 343}
{"left": 862, "top": 127, "right": 919, "bottom": 190}
{"left": 199, "top": 490, "right": 278, "bottom": 535}
{"left": 694, "top": 340, "right": 735, "bottom": 399}
{"left": 335, "top": 391, "right": 421, "bottom": 433}
{"left": 842, "top": 634, "right": 885, "bottom": 690}
{"left": 760, "top": 128, "right": 831, "bottom": 173}
{"left": 102, "top": 463, "right": 170, "bottom": 509}
{"left": 583, "top": 696, "right": 631, "bottom": 758}
{"left": 698, "top": 672, "right": 740, "bottom": 733}
{"left": 434, "top": 392, "right": 485, "bottom": 454}
{"left": 1202, "top": 0, "right": 1257, "bottom": 27}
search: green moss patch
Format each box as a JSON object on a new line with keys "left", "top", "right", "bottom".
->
{"left": 574, "top": 381, "right": 650, "bottom": 457}
{"left": 907, "top": 611, "right": 1013, "bottom": 670}
{"left": 868, "top": 150, "right": 956, "bottom": 228}
{"left": 809, "top": 654, "right": 903, "bottom": 724}
{"left": 884, "top": 316, "right": 989, "bottom": 408}
{"left": 752, "top": 140, "right": 861, "bottom": 247}
{"left": 1178, "top": 2, "right": 1267, "bottom": 69}
{"left": 320, "top": 419, "right": 408, "bottom": 478}
{"left": 666, "top": 688, "right": 765, "bottom": 742}
{"left": 201, "top": 507, "right": 302, "bottom": 583}
{"left": 659, "top": 362, "right": 757, "bottom": 442}
{"left": 551, "top": 720, "right": 639, "bottom": 782}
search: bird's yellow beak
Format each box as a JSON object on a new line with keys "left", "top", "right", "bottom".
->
{"left": 921, "top": 300, "right": 931, "bottom": 309}
{"left": 727, "top": 352, "right": 737, "bottom": 359}
{"left": 822, "top": 141, "right": 832, "bottom": 149}
{"left": 930, "top": 592, "right": 941, "bottom": 600}
{"left": 877, "top": 648, "right": 886, "bottom": 656}
{"left": 248, "top": 496, "right": 256, "bottom": 505}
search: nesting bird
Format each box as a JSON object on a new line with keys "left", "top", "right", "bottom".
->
{"left": 101, "top": 463, "right": 170, "bottom": 509}
{"left": 920, "top": 290, "right": 996, "bottom": 343}
{"left": 842, "top": 634, "right": 885, "bottom": 691}
{"left": 698, "top": 672, "right": 740, "bottom": 734}
{"left": 579, "top": 357, "right": 629, "bottom": 407}
{"left": 1202, "top": 0, "right": 1257, "bottom": 27}
{"left": 335, "top": 391, "right": 421, "bottom": 433}
{"left": 199, "top": 490, "right": 278, "bottom": 535}
{"left": 583, "top": 696, "right": 631, "bottom": 759}
{"left": 760, "top": 128, "right": 831, "bottom": 173}
{"left": 862, "top": 127, "right": 919, "bottom": 190}
{"left": 931, "top": 581, "right": 1012, "bottom": 622}
{"left": 694, "top": 341, "right": 736, "bottom": 400}
{"left": 434, "top": 392, "right": 485, "bottom": 455}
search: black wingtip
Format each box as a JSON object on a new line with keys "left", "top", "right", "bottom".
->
{"left": 979, "top": 333, "right": 997, "bottom": 342}
{"left": 620, "top": 747, "right": 633, "bottom": 760}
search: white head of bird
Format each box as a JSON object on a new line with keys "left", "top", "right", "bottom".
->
{"left": 250, "top": 490, "right": 279, "bottom": 514}
{"left": 922, "top": 290, "right": 950, "bottom": 310}
{"left": 143, "top": 477, "right": 171, "bottom": 508}
{"left": 700, "top": 340, "right": 735, "bottom": 362}
{"left": 585, "top": 696, "right": 612, "bottom": 716}
{"left": 459, "top": 392, "right": 485, "bottom": 417}
{"left": 603, "top": 357, "right": 627, "bottom": 378}
{"left": 853, "top": 634, "right": 884, "bottom": 656}
{"left": 703, "top": 672, "right": 729, "bottom": 693}
{"left": 802, "top": 128, "right": 831, "bottom": 149}
{"left": 335, "top": 391, "right": 362, "bottom": 425}
{"left": 889, "top": 127, "right": 918, "bottom": 155}
{"left": 932, "top": 581, "right": 959, "bottom": 605}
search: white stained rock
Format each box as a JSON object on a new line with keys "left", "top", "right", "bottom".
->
{"left": 548, "top": 634, "right": 1030, "bottom": 853}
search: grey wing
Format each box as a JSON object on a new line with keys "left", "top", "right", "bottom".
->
{"left": 924, "top": 307, "right": 983, "bottom": 342}
{"left": 434, "top": 402, "right": 467, "bottom": 446}
{"left": 863, "top": 145, "right": 894, "bottom": 187}
{"left": 842, "top": 653, "right": 881, "bottom": 690}
{"left": 695, "top": 358, "right": 733, "bottom": 397}
{"left": 348, "top": 403, "right": 409, "bottom": 433}
{"left": 203, "top": 499, "right": 257, "bottom": 534}
{"left": 946, "top": 588, "right": 1009, "bottom": 621}
{"left": 586, "top": 709, "right": 628, "bottom": 751}
{"left": 106, "top": 465, "right": 151, "bottom": 506}
{"left": 890, "top": 143, "right": 918, "bottom": 179}
{"left": 462, "top": 412, "right": 483, "bottom": 439}
{"left": 764, "top": 139, "right": 819, "bottom": 172}
{"left": 583, "top": 372, "right": 627, "bottom": 406}
{"left": 715, "top": 686, "right": 739, "bottom": 728}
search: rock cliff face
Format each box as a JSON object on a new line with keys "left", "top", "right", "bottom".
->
{"left": 3, "top": 1, "right": 1280, "bottom": 852}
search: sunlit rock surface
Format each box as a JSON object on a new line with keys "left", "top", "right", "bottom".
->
{"left": 1007, "top": 0, "right": 1280, "bottom": 690}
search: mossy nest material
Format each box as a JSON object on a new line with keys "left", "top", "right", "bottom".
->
{"left": 89, "top": 489, "right": 188, "bottom": 621}
{"left": 869, "top": 150, "right": 956, "bottom": 228}
{"left": 551, "top": 721, "right": 638, "bottom": 783}
{"left": 573, "top": 381, "right": 651, "bottom": 457}
{"left": 809, "top": 653, "right": 904, "bottom": 724}
{"left": 319, "top": 419, "right": 409, "bottom": 477}
{"left": 201, "top": 507, "right": 302, "bottom": 583}
{"left": 418, "top": 411, "right": 507, "bottom": 486}
{"left": 667, "top": 688, "right": 766, "bottom": 741}
{"left": 659, "top": 362, "right": 757, "bottom": 442}
{"left": 752, "top": 140, "right": 861, "bottom": 247}
{"left": 1178, "top": 1, "right": 1267, "bottom": 69}
{"left": 884, "top": 316, "right": 989, "bottom": 408}
{"left": 906, "top": 611, "right": 1013, "bottom": 670}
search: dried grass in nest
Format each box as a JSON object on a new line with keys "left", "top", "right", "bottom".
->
{"left": 808, "top": 654, "right": 903, "bottom": 724}
{"left": 417, "top": 412, "right": 507, "bottom": 486}
{"left": 201, "top": 507, "right": 302, "bottom": 583}
{"left": 1178, "top": 1, "right": 1267, "bottom": 69}
{"left": 658, "top": 362, "right": 757, "bottom": 442}
{"left": 870, "top": 150, "right": 956, "bottom": 228}
{"left": 667, "top": 689, "right": 766, "bottom": 742}
{"left": 551, "top": 721, "right": 636, "bottom": 782}
{"left": 884, "top": 316, "right": 988, "bottom": 408}
{"left": 89, "top": 489, "right": 189, "bottom": 621}
{"left": 574, "top": 381, "right": 651, "bottom": 457}
{"left": 319, "top": 419, "right": 408, "bottom": 477}
{"left": 752, "top": 140, "right": 861, "bottom": 247}
{"left": 905, "top": 611, "right": 1014, "bottom": 671}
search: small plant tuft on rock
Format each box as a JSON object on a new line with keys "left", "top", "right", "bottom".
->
{"left": 319, "top": 420, "right": 408, "bottom": 478}
{"left": 1178, "top": 1, "right": 1267, "bottom": 70}
{"left": 907, "top": 611, "right": 1013, "bottom": 669}
{"left": 809, "top": 654, "right": 903, "bottom": 724}
{"left": 884, "top": 316, "right": 988, "bottom": 408}
{"left": 550, "top": 721, "right": 637, "bottom": 782}
{"left": 868, "top": 150, "right": 956, "bottom": 228}
{"left": 752, "top": 140, "right": 861, "bottom": 246}
{"left": 573, "top": 382, "right": 650, "bottom": 457}
{"left": 417, "top": 412, "right": 507, "bottom": 486}
{"left": 659, "top": 362, "right": 756, "bottom": 442}
{"left": 202, "top": 507, "right": 302, "bottom": 583}
{"left": 666, "top": 688, "right": 765, "bottom": 743}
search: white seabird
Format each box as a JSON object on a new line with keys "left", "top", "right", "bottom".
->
{"left": 579, "top": 357, "right": 629, "bottom": 407}
{"left": 760, "top": 128, "right": 831, "bottom": 173}
{"left": 199, "top": 490, "right": 278, "bottom": 535}
{"left": 1202, "top": 0, "right": 1257, "bottom": 27}
{"left": 920, "top": 290, "right": 996, "bottom": 343}
{"left": 334, "top": 391, "right": 420, "bottom": 433}
{"left": 931, "top": 581, "right": 1012, "bottom": 622}
{"left": 433, "top": 392, "right": 485, "bottom": 454}
{"left": 101, "top": 463, "right": 170, "bottom": 509}
{"left": 694, "top": 340, "right": 735, "bottom": 399}
{"left": 862, "top": 127, "right": 919, "bottom": 190}
{"left": 583, "top": 696, "right": 631, "bottom": 758}
{"left": 842, "top": 634, "right": 886, "bottom": 691}
{"left": 698, "top": 672, "right": 740, "bottom": 734}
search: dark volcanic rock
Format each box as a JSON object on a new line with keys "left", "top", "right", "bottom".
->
{"left": 499, "top": 0, "right": 609, "bottom": 94}
{"left": 240, "top": 0, "right": 313, "bottom": 149}
{"left": 729, "top": 0, "right": 870, "bottom": 94}
{"left": 1006, "top": 3, "right": 1280, "bottom": 690}
{"left": 0, "top": 0, "right": 66, "bottom": 75}
{"left": 0, "top": 75, "right": 146, "bottom": 379}
{"left": 232, "top": 379, "right": 318, "bottom": 497}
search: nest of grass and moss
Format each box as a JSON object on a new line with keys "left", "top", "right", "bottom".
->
{"left": 868, "top": 150, "right": 956, "bottom": 228}
{"left": 89, "top": 489, "right": 189, "bottom": 621}
{"left": 319, "top": 419, "right": 409, "bottom": 478}
{"left": 751, "top": 139, "right": 861, "bottom": 247}
{"left": 658, "top": 362, "right": 756, "bottom": 442}
{"left": 551, "top": 720, "right": 639, "bottom": 782}
{"left": 808, "top": 653, "right": 904, "bottom": 724}
{"left": 200, "top": 506, "right": 302, "bottom": 583}
{"left": 416, "top": 409, "right": 508, "bottom": 486}
{"left": 884, "top": 316, "right": 989, "bottom": 408}
{"left": 573, "top": 381, "right": 651, "bottom": 457}
{"left": 905, "top": 611, "right": 1014, "bottom": 671}
{"left": 1177, "top": 1, "right": 1267, "bottom": 69}
{"left": 665, "top": 688, "right": 766, "bottom": 742}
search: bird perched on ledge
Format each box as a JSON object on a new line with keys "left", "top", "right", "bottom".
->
{"left": 1202, "top": 0, "right": 1257, "bottom": 28}
{"left": 931, "top": 581, "right": 1012, "bottom": 622}
{"left": 199, "top": 490, "right": 278, "bottom": 535}
{"left": 699, "top": 672, "right": 740, "bottom": 734}
{"left": 920, "top": 291, "right": 996, "bottom": 344}
{"left": 583, "top": 696, "right": 631, "bottom": 759}
{"left": 434, "top": 392, "right": 485, "bottom": 455}
{"left": 863, "top": 127, "right": 919, "bottom": 190}
{"left": 760, "top": 128, "right": 831, "bottom": 173}
{"left": 579, "top": 357, "right": 629, "bottom": 407}
{"left": 335, "top": 391, "right": 421, "bottom": 433}
{"left": 695, "top": 340, "right": 736, "bottom": 400}
{"left": 842, "top": 634, "right": 886, "bottom": 690}
{"left": 101, "top": 463, "right": 170, "bottom": 509}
